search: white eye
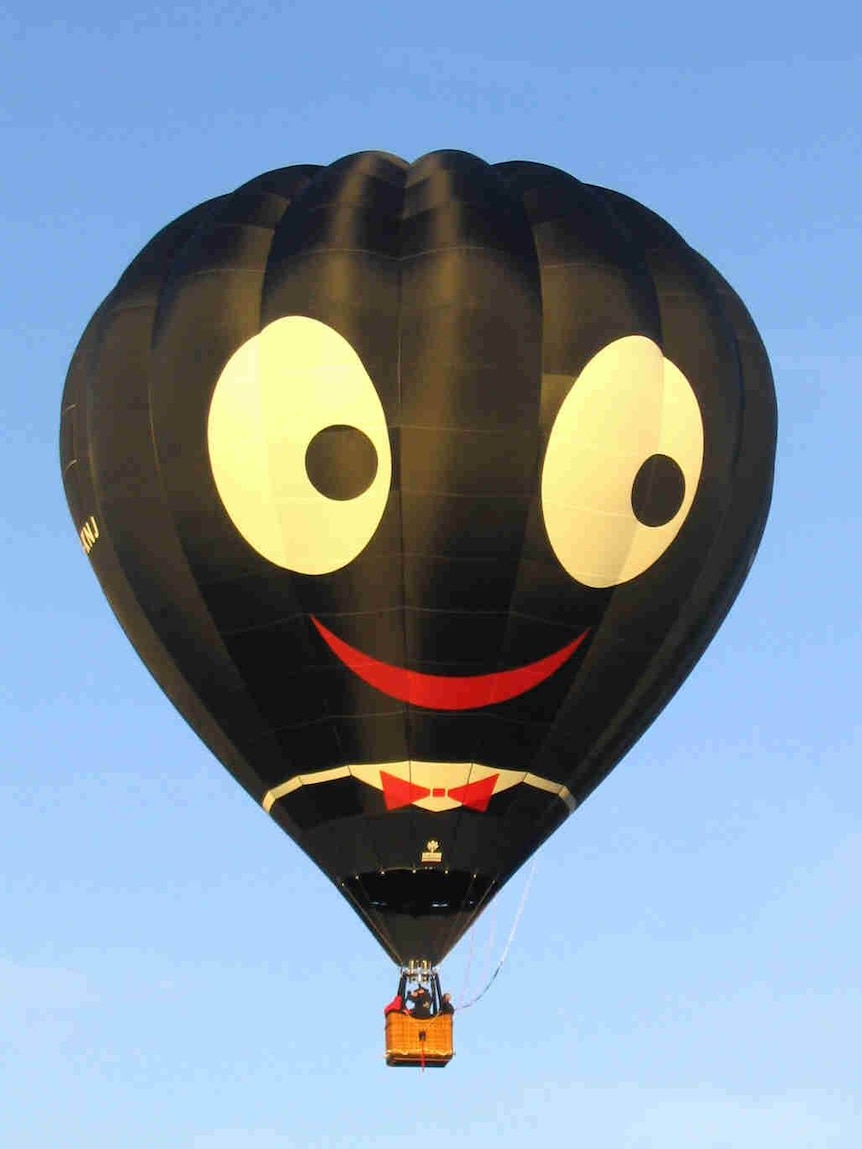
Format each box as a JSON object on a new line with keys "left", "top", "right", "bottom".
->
{"left": 207, "top": 316, "right": 391, "bottom": 575}
{"left": 541, "top": 335, "right": 704, "bottom": 588}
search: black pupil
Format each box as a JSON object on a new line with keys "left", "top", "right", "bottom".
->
{"left": 631, "top": 453, "right": 686, "bottom": 527}
{"left": 305, "top": 424, "right": 378, "bottom": 501}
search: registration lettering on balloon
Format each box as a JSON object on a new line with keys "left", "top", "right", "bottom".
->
{"left": 60, "top": 151, "right": 776, "bottom": 969}
{"left": 78, "top": 515, "right": 99, "bottom": 555}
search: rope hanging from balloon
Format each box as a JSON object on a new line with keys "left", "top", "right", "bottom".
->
{"left": 457, "top": 858, "right": 537, "bottom": 1011}
{"left": 455, "top": 882, "right": 500, "bottom": 1006}
{"left": 456, "top": 903, "right": 478, "bottom": 1006}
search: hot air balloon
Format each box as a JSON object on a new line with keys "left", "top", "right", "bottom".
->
{"left": 60, "top": 151, "right": 776, "bottom": 1067}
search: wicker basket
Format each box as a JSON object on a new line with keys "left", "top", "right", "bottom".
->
{"left": 385, "top": 1011, "right": 454, "bottom": 1067}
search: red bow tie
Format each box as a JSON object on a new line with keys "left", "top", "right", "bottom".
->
{"left": 380, "top": 770, "right": 499, "bottom": 813}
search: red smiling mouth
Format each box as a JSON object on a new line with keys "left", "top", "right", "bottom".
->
{"left": 311, "top": 617, "right": 589, "bottom": 711}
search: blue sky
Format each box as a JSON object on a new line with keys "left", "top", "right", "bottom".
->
{"left": 2, "top": 2, "right": 861, "bottom": 1145}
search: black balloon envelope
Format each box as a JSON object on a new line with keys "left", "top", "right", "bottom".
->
{"left": 60, "top": 151, "right": 776, "bottom": 967}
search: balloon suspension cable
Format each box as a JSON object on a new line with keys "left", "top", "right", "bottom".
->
{"left": 457, "top": 858, "right": 537, "bottom": 1011}
{"left": 456, "top": 907, "right": 478, "bottom": 1005}
{"left": 458, "top": 888, "right": 498, "bottom": 1006}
